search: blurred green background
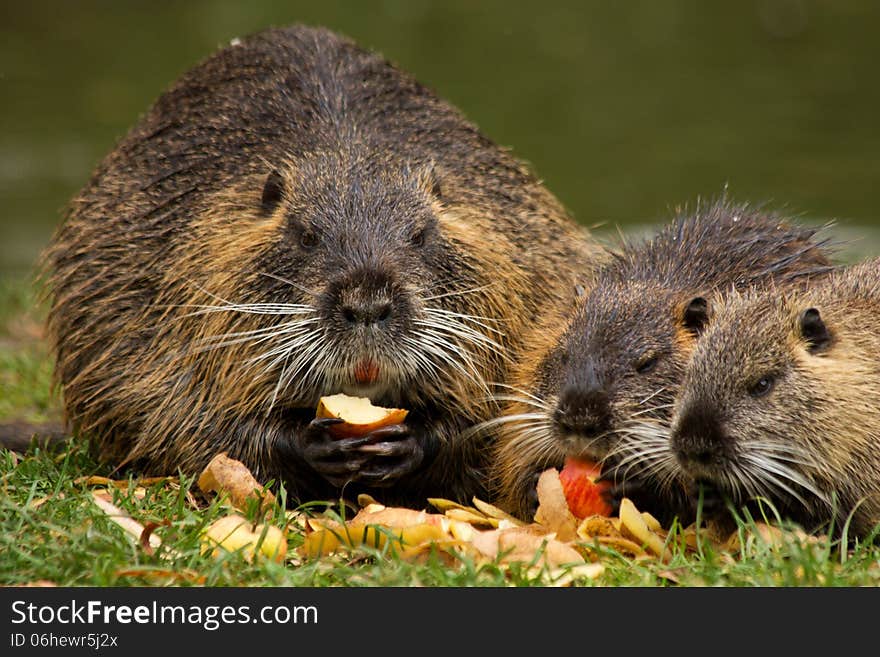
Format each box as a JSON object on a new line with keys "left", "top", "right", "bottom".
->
{"left": 2, "top": 0, "right": 879, "bottom": 278}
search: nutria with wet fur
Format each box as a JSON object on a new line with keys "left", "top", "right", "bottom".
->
{"left": 40, "top": 25, "right": 606, "bottom": 508}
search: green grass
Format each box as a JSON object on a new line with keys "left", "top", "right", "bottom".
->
{"left": 2, "top": 276, "right": 879, "bottom": 587}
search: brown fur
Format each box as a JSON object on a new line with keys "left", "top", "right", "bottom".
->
{"left": 40, "top": 25, "right": 606, "bottom": 508}
{"left": 669, "top": 259, "right": 880, "bottom": 539}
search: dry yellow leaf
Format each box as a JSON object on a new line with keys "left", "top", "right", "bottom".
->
{"left": 619, "top": 498, "right": 671, "bottom": 561}
{"left": 472, "top": 497, "right": 526, "bottom": 525}
{"left": 534, "top": 468, "right": 579, "bottom": 542}
{"left": 445, "top": 507, "right": 499, "bottom": 528}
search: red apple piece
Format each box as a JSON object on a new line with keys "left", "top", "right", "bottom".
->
{"left": 558, "top": 457, "right": 613, "bottom": 518}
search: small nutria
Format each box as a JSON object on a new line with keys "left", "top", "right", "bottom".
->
{"left": 490, "top": 198, "right": 837, "bottom": 521}
{"left": 40, "top": 25, "right": 606, "bottom": 508}
{"left": 668, "top": 259, "right": 880, "bottom": 539}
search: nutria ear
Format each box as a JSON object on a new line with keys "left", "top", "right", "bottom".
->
{"left": 260, "top": 169, "right": 285, "bottom": 215}
{"left": 682, "top": 296, "right": 709, "bottom": 335}
{"left": 800, "top": 307, "right": 831, "bottom": 353}
{"left": 574, "top": 284, "right": 586, "bottom": 298}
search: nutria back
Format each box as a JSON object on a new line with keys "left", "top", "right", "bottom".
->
{"left": 491, "top": 198, "right": 837, "bottom": 520}
{"left": 41, "top": 25, "right": 605, "bottom": 507}
{"left": 669, "top": 259, "right": 880, "bottom": 538}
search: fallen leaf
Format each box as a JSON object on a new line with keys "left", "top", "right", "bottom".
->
{"left": 472, "top": 497, "right": 526, "bottom": 526}
{"left": 534, "top": 468, "right": 579, "bottom": 542}
{"left": 619, "top": 498, "right": 672, "bottom": 562}
{"left": 140, "top": 520, "right": 171, "bottom": 556}
{"left": 444, "top": 507, "right": 499, "bottom": 528}
{"left": 470, "top": 525, "right": 586, "bottom": 569}
{"left": 197, "top": 453, "right": 276, "bottom": 513}
{"left": 75, "top": 475, "right": 176, "bottom": 489}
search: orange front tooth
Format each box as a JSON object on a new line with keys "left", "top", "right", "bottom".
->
{"left": 354, "top": 359, "right": 380, "bottom": 385}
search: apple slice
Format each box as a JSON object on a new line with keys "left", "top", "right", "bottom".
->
{"left": 558, "top": 457, "right": 614, "bottom": 518}
{"left": 316, "top": 393, "right": 408, "bottom": 438}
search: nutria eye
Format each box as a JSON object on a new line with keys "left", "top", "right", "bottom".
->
{"left": 411, "top": 228, "right": 427, "bottom": 247}
{"left": 299, "top": 230, "right": 318, "bottom": 249}
{"left": 635, "top": 354, "right": 659, "bottom": 374}
{"left": 749, "top": 376, "right": 775, "bottom": 398}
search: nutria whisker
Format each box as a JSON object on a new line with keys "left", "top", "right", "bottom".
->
{"left": 269, "top": 334, "right": 327, "bottom": 406}
{"left": 256, "top": 271, "right": 321, "bottom": 297}
{"left": 471, "top": 413, "right": 550, "bottom": 430}
{"left": 607, "top": 420, "right": 679, "bottom": 484}
{"left": 196, "top": 318, "right": 322, "bottom": 353}
{"left": 739, "top": 451, "right": 829, "bottom": 509}
{"left": 418, "top": 308, "right": 507, "bottom": 355}
{"left": 460, "top": 409, "right": 551, "bottom": 443}
{"left": 180, "top": 302, "right": 317, "bottom": 318}
{"left": 504, "top": 420, "right": 559, "bottom": 462}
{"left": 414, "top": 324, "right": 504, "bottom": 363}
{"left": 488, "top": 382, "right": 553, "bottom": 408}
{"left": 483, "top": 394, "right": 553, "bottom": 413}
{"left": 637, "top": 387, "right": 668, "bottom": 406}
{"left": 402, "top": 331, "right": 489, "bottom": 395}
{"left": 396, "top": 336, "right": 445, "bottom": 381}
{"left": 406, "top": 330, "right": 477, "bottom": 375}
{"left": 628, "top": 403, "right": 675, "bottom": 418}
{"left": 422, "top": 307, "right": 506, "bottom": 334}
{"left": 746, "top": 441, "right": 816, "bottom": 466}
{"left": 247, "top": 322, "right": 324, "bottom": 365}
{"left": 420, "top": 283, "right": 499, "bottom": 303}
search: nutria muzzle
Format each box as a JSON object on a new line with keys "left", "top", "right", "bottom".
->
{"left": 671, "top": 400, "right": 732, "bottom": 472}
{"left": 328, "top": 270, "right": 398, "bottom": 325}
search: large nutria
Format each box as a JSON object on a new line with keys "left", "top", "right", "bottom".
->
{"left": 668, "top": 259, "right": 880, "bottom": 539}
{"left": 490, "top": 198, "right": 837, "bottom": 521}
{"left": 39, "top": 25, "right": 606, "bottom": 509}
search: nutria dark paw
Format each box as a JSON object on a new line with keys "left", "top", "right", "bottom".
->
{"left": 355, "top": 424, "right": 425, "bottom": 487}
{"left": 523, "top": 466, "right": 547, "bottom": 520}
{"left": 300, "top": 418, "right": 424, "bottom": 488}
{"left": 693, "top": 481, "right": 727, "bottom": 519}
{"left": 299, "top": 417, "right": 372, "bottom": 487}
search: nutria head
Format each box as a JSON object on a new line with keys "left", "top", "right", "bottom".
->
{"left": 536, "top": 280, "right": 708, "bottom": 462}
{"left": 170, "top": 150, "right": 511, "bottom": 420}
{"left": 668, "top": 279, "right": 880, "bottom": 535}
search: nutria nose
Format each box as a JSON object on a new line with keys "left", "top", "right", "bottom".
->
{"left": 340, "top": 300, "right": 393, "bottom": 326}
{"left": 554, "top": 383, "right": 612, "bottom": 437}
{"left": 672, "top": 403, "right": 727, "bottom": 467}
